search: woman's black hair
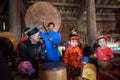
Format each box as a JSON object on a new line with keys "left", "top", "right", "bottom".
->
{"left": 48, "top": 22, "right": 55, "bottom": 27}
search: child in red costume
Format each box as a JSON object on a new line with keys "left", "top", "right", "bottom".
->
{"left": 65, "top": 28, "right": 84, "bottom": 50}
{"left": 94, "top": 35, "right": 114, "bottom": 73}
{"left": 64, "top": 34, "right": 83, "bottom": 80}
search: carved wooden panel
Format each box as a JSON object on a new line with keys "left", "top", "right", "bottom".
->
{"left": 60, "top": 22, "right": 77, "bottom": 43}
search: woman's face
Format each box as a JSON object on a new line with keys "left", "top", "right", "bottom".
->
{"left": 48, "top": 24, "right": 54, "bottom": 31}
{"left": 98, "top": 38, "right": 107, "bottom": 48}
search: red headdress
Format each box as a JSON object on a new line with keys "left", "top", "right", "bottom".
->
{"left": 69, "top": 34, "right": 79, "bottom": 40}
{"left": 96, "top": 35, "right": 107, "bottom": 41}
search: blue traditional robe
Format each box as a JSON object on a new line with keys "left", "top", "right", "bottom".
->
{"left": 40, "top": 31, "right": 61, "bottom": 62}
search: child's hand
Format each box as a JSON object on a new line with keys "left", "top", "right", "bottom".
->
{"left": 111, "top": 54, "right": 114, "bottom": 58}
{"left": 94, "top": 54, "right": 97, "bottom": 58}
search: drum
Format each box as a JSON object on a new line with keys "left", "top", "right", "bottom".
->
{"left": 82, "top": 63, "right": 97, "bottom": 80}
{"left": 25, "top": 1, "right": 61, "bottom": 32}
{"left": 0, "top": 32, "right": 18, "bottom": 55}
{"left": 38, "top": 62, "right": 67, "bottom": 80}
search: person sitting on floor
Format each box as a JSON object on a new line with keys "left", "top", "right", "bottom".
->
{"left": 18, "top": 27, "right": 47, "bottom": 79}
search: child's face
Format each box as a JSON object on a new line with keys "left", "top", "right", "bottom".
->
{"left": 70, "top": 39, "right": 78, "bottom": 47}
{"left": 98, "top": 38, "right": 107, "bottom": 48}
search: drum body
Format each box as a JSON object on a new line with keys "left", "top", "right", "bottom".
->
{"left": 38, "top": 62, "right": 67, "bottom": 80}
{"left": 0, "top": 32, "right": 18, "bottom": 56}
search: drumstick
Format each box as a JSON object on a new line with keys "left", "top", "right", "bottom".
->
{"left": 40, "top": 18, "right": 51, "bottom": 39}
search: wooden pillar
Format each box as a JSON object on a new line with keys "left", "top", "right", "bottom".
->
{"left": 9, "top": 0, "right": 21, "bottom": 40}
{"left": 86, "top": 0, "right": 97, "bottom": 47}
{"left": 77, "top": 0, "right": 86, "bottom": 43}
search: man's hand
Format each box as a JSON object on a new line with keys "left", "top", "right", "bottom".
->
{"left": 49, "top": 38, "right": 53, "bottom": 41}
{"left": 53, "top": 44, "right": 57, "bottom": 48}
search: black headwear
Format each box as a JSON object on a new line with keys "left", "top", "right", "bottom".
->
{"left": 27, "top": 27, "right": 39, "bottom": 37}
{"left": 24, "top": 27, "right": 30, "bottom": 32}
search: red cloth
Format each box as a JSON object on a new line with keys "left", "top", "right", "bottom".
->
{"left": 19, "top": 36, "right": 28, "bottom": 43}
{"left": 18, "top": 61, "right": 35, "bottom": 75}
{"left": 95, "top": 47, "right": 113, "bottom": 61}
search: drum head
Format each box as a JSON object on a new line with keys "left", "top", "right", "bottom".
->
{"left": 25, "top": 1, "right": 61, "bottom": 32}
{"left": 40, "top": 62, "right": 65, "bottom": 71}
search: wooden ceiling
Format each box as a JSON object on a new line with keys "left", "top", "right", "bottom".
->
{"left": 23, "top": 0, "right": 120, "bottom": 21}
{"left": 95, "top": 0, "right": 120, "bottom": 22}
{"left": 0, "top": 0, "right": 120, "bottom": 30}
{"left": 96, "top": 0, "right": 120, "bottom": 13}
{"left": 0, "top": 0, "right": 120, "bottom": 21}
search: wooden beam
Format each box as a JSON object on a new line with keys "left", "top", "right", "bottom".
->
{"left": 82, "top": 17, "right": 115, "bottom": 21}
{"left": 25, "top": 1, "right": 120, "bottom": 9}
{"left": 96, "top": 13, "right": 115, "bottom": 16}
{"left": 60, "top": 12, "right": 115, "bottom": 16}
{"left": 25, "top": 1, "right": 120, "bottom": 11}
{"left": 62, "top": 16, "right": 78, "bottom": 21}
{"left": 51, "top": 2, "right": 80, "bottom": 7}
{"left": 96, "top": 17, "right": 115, "bottom": 21}
{"left": 25, "top": 1, "right": 80, "bottom": 7}
{"left": 96, "top": 5, "right": 120, "bottom": 9}
{"left": 24, "top": 1, "right": 116, "bottom": 17}
{"left": 60, "top": 12, "right": 78, "bottom": 15}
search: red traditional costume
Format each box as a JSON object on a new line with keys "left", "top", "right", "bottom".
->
{"left": 64, "top": 35, "right": 83, "bottom": 80}
{"left": 95, "top": 35, "right": 114, "bottom": 73}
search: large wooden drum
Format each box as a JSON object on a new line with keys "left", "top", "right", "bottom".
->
{"left": 0, "top": 32, "right": 18, "bottom": 56}
{"left": 25, "top": 1, "right": 61, "bottom": 32}
{"left": 38, "top": 62, "right": 67, "bottom": 80}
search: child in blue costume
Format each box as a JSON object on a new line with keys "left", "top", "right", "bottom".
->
{"left": 39, "top": 22, "right": 61, "bottom": 62}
